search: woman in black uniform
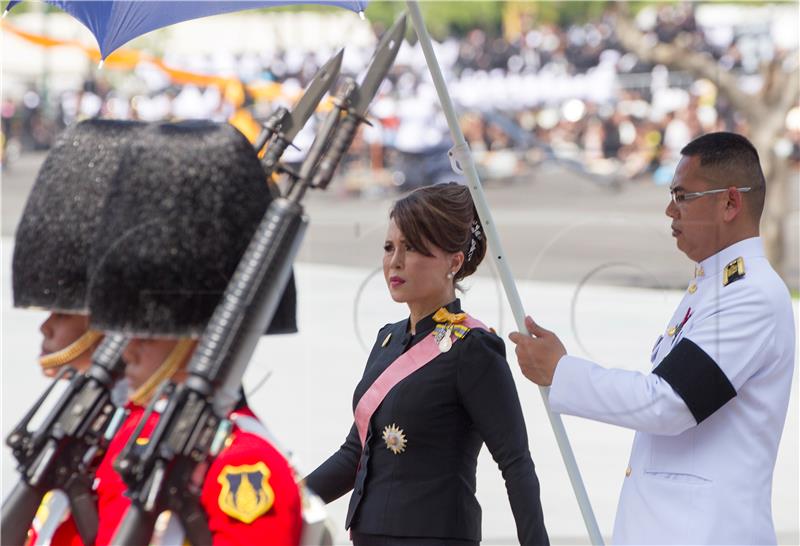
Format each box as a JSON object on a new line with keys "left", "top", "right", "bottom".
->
{"left": 306, "top": 183, "right": 548, "bottom": 546}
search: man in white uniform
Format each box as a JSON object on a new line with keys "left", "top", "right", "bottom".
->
{"left": 510, "top": 132, "right": 796, "bottom": 545}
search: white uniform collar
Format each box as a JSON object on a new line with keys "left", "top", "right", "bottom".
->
{"left": 697, "top": 237, "right": 764, "bottom": 280}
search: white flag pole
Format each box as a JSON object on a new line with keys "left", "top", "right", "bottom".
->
{"left": 405, "top": 3, "right": 604, "bottom": 544}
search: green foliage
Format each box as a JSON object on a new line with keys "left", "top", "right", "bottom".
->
{"left": 366, "top": 1, "right": 503, "bottom": 39}
{"left": 512, "top": 1, "right": 610, "bottom": 25}
{"left": 250, "top": 3, "right": 345, "bottom": 14}
{"left": 364, "top": 1, "right": 613, "bottom": 37}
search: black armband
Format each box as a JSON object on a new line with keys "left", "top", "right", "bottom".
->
{"left": 652, "top": 338, "right": 736, "bottom": 424}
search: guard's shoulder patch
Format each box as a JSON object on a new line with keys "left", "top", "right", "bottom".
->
{"left": 217, "top": 462, "right": 275, "bottom": 523}
{"left": 722, "top": 257, "right": 745, "bottom": 286}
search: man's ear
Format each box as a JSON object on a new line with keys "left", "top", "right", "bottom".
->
{"left": 722, "top": 186, "right": 744, "bottom": 223}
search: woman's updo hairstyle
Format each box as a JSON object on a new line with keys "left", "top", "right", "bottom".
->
{"left": 390, "top": 182, "right": 486, "bottom": 282}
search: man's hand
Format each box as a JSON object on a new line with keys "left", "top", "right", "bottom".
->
{"left": 508, "top": 316, "right": 567, "bottom": 386}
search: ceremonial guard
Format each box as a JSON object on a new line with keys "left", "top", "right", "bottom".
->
{"left": 511, "top": 132, "right": 795, "bottom": 544}
{"left": 12, "top": 120, "right": 143, "bottom": 545}
{"left": 40, "top": 121, "right": 303, "bottom": 545}
{"left": 12, "top": 119, "right": 143, "bottom": 377}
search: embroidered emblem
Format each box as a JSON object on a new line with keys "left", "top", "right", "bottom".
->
{"left": 723, "top": 257, "right": 745, "bottom": 286}
{"left": 381, "top": 332, "right": 392, "bottom": 347}
{"left": 217, "top": 462, "right": 275, "bottom": 523}
{"left": 382, "top": 423, "right": 407, "bottom": 454}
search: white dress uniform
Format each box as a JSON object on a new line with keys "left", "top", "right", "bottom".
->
{"left": 549, "top": 237, "right": 796, "bottom": 545}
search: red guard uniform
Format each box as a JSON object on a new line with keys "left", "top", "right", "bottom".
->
{"left": 32, "top": 405, "right": 301, "bottom": 546}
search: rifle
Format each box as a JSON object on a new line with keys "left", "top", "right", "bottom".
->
{"left": 110, "top": 15, "right": 406, "bottom": 545}
{"left": 1, "top": 334, "right": 128, "bottom": 546}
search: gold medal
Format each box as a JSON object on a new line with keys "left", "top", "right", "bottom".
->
{"left": 382, "top": 423, "right": 407, "bottom": 454}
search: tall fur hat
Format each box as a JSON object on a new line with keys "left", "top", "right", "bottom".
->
{"left": 12, "top": 119, "right": 143, "bottom": 313}
{"left": 88, "top": 121, "right": 296, "bottom": 337}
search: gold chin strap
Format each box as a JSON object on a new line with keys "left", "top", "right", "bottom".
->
{"left": 129, "top": 339, "right": 195, "bottom": 406}
{"left": 39, "top": 330, "right": 104, "bottom": 370}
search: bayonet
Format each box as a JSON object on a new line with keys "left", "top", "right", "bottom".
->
{"left": 311, "top": 14, "right": 406, "bottom": 189}
{"left": 351, "top": 14, "right": 406, "bottom": 117}
{"left": 256, "top": 50, "right": 343, "bottom": 176}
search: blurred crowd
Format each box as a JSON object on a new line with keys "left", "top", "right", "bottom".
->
{"left": 2, "top": 3, "right": 799, "bottom": 194}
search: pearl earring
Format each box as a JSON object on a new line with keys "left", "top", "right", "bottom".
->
{"left": 447, "top": 271, "right": 454, "bottom": 279}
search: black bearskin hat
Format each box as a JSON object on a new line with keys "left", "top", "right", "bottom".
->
{"left": 88, "top": 121, "right": 296, "bottom": 337}
{"left": 13, "top": 119, "right": 143, "bottom": 313}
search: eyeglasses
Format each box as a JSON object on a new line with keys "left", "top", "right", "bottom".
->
{"left": 670, "top": 186, "right": 752, "bottom": 205}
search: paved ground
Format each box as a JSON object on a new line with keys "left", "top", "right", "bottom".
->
{"left": 3, "top": 152, "right": 798, "bottom": 290}
{"left": 2, "top": 252, "right": 798, "bottom": 544}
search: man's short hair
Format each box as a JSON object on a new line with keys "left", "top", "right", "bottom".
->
{"left": 680, "top": 132, "right": 766, "bottom": 221}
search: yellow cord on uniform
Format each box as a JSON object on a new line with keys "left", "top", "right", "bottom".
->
{"left": 129, "top": 339, "right": 195, "bottom": 406}
{"left": 39, "top": 330, "right": 103, "bottom": 370}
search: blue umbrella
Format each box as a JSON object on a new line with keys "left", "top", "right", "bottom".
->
{"left": 4, "top": 0, "right": 367, "bottom": 60}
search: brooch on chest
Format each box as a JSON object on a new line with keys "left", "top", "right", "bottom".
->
{"left": 433, "top": 323, "right": 470, "bottom": 353}
{"left": 431, "top": 308, "right": 470, "bottom": 353}
{"left": 382, "top": 423, "right": 407, "bottom": 455}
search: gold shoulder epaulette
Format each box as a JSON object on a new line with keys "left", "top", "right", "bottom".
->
{"left": 723, "top": 257, "right": 745, "bottom": 286}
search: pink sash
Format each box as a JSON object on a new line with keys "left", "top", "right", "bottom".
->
{"left": 354, "top": 315, "right": 487, "bottom": 447}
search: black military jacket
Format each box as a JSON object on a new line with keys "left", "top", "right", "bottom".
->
{"left": 306, "top": 300, "right": 548, "bottom": 545}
